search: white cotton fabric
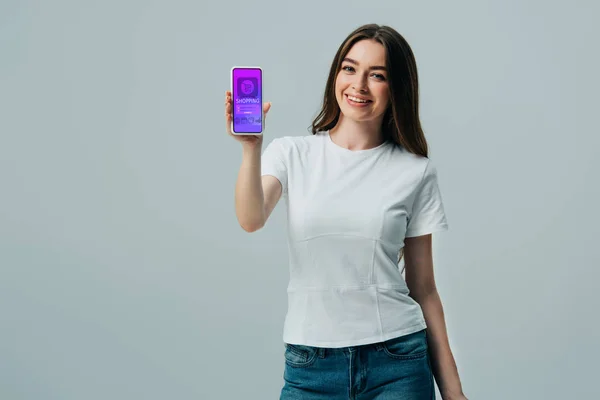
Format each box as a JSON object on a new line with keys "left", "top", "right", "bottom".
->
{"left": 260, "top": 131, "right": 449, "bottom": 348}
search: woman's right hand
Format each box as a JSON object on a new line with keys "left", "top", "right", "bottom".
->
{"left": 225, "top": 90, "right": 271, "bottom": 149}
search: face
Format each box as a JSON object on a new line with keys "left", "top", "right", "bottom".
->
{"left": 335, "top": 39, "right": 390, "bottom": 123}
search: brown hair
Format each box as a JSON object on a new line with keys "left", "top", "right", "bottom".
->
{"left": 311, "top": 23, "right": 429, "bottom": 158}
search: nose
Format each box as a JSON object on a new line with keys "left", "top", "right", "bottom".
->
{"left": 352, "top": 75, "right": 368, "bottom": 92}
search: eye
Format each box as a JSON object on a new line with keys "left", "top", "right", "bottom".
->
{"left": 372, "top": 73, "right": 386, "bottom": 81}
{"left": 342, "top": 65, "right": 355, "bottom": 72}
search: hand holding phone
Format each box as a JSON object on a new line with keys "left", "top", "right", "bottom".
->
{"left": 225, "top": 91, "right": 271, "bottom": 147}
{"left": 225, "top": 66, "right": 271, "bottom": 148}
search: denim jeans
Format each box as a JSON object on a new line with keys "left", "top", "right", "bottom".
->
{"left": 280, "top": 329, "right": 435, "bottom": 400}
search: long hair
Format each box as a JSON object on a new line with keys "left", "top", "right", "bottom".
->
{"left": 311, "top": 23, "right": 429, "bottom": 158}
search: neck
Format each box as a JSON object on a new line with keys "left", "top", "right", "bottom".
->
{"left": 329, "top": 115, "right": 385, "bottom": 151}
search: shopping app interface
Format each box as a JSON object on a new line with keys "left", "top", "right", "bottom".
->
{"left": 233, "top": 68, "right": 262, "bottom": 133}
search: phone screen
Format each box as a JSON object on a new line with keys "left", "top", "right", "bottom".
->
{"left": 232, "top": 67, "right": 263, "bottom": 133}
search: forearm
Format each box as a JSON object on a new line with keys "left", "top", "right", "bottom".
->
{"left": 414, "top": 290, "right": 466, "bottom": 399}
{"left": 235, "top": 145, "right": 265, "bottom": 231}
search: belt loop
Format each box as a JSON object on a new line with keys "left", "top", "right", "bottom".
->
{"left": 318, "top": 347, "right": 326, "bottom": 358}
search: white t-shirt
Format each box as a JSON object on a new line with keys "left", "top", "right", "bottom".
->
{"left": 260, "top": 130, "right": 449, "bottom": 348}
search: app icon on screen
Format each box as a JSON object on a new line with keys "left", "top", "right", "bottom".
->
{"left": 237, "top": 77, "right": 258, "bottom": 98}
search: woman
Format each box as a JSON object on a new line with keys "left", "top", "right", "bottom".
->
{"left": 225, "top": 23, "right": 467, "bottom": 400}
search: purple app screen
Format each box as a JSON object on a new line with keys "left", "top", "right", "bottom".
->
{"left": 232, "top": 68, "right": 262, "bottom": 133}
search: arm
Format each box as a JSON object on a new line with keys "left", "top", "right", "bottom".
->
{"left": 404, "top": 234, "right": 467, "bottom": 400}
{"left": 234, "top": 145, "right": 282, "bottom": 232}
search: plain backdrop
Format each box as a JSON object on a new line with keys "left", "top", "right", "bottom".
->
{"left": 1, "top": 0, "right": 598, "bottom": 399}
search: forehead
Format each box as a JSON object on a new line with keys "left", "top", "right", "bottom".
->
{"left": 345, "top": 40, "right": 386, "bottom": 64}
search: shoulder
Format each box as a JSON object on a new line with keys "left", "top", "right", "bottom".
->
{"left": 388, "top": 144, "right": 433, "bottom": 177}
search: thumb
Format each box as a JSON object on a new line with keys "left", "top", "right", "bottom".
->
{"left": 263, "top": 101, "right": 272, "bottom": 115}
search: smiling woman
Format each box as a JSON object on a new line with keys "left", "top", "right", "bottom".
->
{"left": 227, "top": 22, "right": 467, "bottom": 400}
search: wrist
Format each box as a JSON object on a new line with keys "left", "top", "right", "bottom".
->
{"left": 242, "top": 143, "right": 262, "bottom": 155}
{"left": 441, "top": 391, "right": 467, "bottom": 400}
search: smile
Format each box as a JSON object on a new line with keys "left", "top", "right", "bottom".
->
{"left": 345, "top": 94, "right": 372, "bottom": 107}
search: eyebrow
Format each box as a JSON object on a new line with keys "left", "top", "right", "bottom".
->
{"left": 342, "top": 57, "right": 387, "bottom": 71}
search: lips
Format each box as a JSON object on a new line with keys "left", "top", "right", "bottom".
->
{"left": 345, "top": 94, "right": 371, "bottom": 102}
{"left": 345, "top": 94, "right": 372, "bottom": 108}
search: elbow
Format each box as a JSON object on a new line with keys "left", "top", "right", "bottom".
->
{"left": 240, "top": 220, "right": 264, "bottom": 233}
{"left": 410, "top": 286, "right": 438, "bottom": 304}
{"left": 238, "top": 208, "right": 267, "bottom": 233}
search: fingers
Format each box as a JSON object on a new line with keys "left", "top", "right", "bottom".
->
{"left": 225, "top": 91, "right": 270, "bottom": 135}
{"left": 225, "top": 91, "right": 231, "bottom": 110}
{"left": 225, "top": 91, "right": 232, "bottom": 133}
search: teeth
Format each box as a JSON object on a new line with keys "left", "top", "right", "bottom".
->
{"left": 348, "top": 95, "right": 368, "bottom": 103}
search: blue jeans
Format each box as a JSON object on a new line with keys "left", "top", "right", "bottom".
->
{"left": 280, "top": 329, "right": 435, "bottom": 400}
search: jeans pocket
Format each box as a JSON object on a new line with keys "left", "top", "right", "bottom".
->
{"left": 381, "top": 329, "right": 429, "bottom": 360}
{"left": 284, "top": 343, "right": 318, "bottom": 368}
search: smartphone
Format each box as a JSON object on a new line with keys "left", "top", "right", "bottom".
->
{"left": 230, "top": 66, "right": 263, "bottom": 135}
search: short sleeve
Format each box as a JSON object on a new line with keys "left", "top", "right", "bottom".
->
{"left": 405, "top": 159, "right": 449, "bottom": 238}
{"left": 261, "top": 138, "right": 288, "bottom": 195}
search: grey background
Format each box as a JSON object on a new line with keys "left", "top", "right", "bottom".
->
{"left": 1, "top": 0, "right": 598, "bottom": 399}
